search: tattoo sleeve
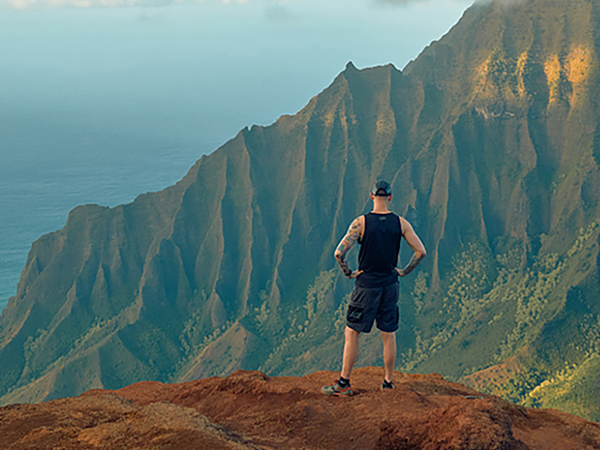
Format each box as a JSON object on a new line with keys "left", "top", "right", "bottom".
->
{"left": 401, "top": 253, "right": 425, "bottom": 277}
{"left": 335, "top": 219, "right": 361, "bottom": 277}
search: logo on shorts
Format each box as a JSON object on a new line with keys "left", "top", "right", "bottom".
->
{"left": 347, "top": 306, "right": 364, "bottom": 323}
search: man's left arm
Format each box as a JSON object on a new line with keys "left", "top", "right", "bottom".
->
{"left": 396, "top": 217, "right": 426, "bottom": 277}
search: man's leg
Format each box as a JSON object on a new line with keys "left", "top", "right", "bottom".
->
{"left": 341, "top": 326, "right": 360, "bottom": 379}
{"left": 381, "top": 331, "right": 396, "bottom": 382}
{"left": 322, "top": 326, "right": 360, "bottom": 395}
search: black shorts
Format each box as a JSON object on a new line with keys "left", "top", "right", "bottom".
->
{"left": 346, "top": 282, "right": 399, "bottom": 333}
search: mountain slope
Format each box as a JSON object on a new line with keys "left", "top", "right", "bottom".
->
{"left": 2, "top": 0, "right": 600, "bottom": 421}
{"left": 2, "top": 368, "right": 600, "bottom": 450}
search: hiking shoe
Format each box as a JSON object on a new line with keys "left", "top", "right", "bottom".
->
{"left": 381, "top": 380, "right": 394, "bottom": 390}
{"left": 321, "top": 381, "right": 353, "bottom": 396}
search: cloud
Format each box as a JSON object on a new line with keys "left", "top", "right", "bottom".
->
{"left": 264, "top": 1, "right": 295, "bottom": 21}
{"left": 0, "top": 0, "right": 474, "bottom": 10}
{"left": 3, "top": 0, "right": 184, "bottom": 8}
{"left": 375, "top": 0, "right": 525, "bottom": 6}
{"left": 376, "top": 0, "right": 417, "bottom": 4}
{"left": 0, "top": 0, "right": 254, "bottom": 9}
{"left": 375, "top": 0, "right": 473, "bottom": 6}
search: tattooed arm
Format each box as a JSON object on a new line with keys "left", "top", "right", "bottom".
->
{"left": 395, "top": 217, "right": 426, "bottom": 277}
{"left": 334, "top": 216, "right": 365, "bottom": 279}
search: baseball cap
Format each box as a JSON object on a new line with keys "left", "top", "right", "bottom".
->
{"left": 372, "top": 180, "right": 392, "bottom": 197}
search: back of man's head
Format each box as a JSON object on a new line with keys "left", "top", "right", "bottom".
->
{"left": 372, "top": 180, "right": 392, "bottom": 197}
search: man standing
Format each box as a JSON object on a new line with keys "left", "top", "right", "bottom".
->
{"left": 322, "top": 180, "right": 426, "bottom": 395}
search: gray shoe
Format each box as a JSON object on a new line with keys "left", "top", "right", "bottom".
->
{"left": 321, "top": 381, "right": 353, "bottom": 396}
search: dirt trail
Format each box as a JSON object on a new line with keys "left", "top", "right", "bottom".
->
{"left": 1, "top": 367, "right": 599, "bottom": 449}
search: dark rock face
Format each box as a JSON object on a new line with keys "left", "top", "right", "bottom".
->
{"left": 1, "top": 368, "right": 599, "bottom": 450}
{"left": 2, "top": 0, "right": 600, "bottom": 421}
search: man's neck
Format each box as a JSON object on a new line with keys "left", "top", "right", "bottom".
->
{"left": 371, "top": 200, "right": 391, "bottom": 214}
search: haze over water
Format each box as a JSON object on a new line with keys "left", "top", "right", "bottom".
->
{"left": 0, "top": 0, "right": 471, "bottom": 312}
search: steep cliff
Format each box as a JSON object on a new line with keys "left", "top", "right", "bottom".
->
{"left": 2, "top": 0, "right": 600, "bottom": 421}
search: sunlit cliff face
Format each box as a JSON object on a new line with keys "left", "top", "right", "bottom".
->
{"left": 473, "top": 45, "right": 594, "bottom": 108}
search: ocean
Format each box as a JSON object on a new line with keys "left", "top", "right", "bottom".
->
{"left": 0, "top": 105, "right": 219, "bottom": 311}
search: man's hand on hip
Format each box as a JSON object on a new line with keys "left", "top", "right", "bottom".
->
{"left": 348, "top": 270, "right": 364, "bottom": 279}
{"left": 394, "top": 267, "right": 406, "bottom": 277}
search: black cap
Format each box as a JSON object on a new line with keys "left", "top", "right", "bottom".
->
{"left": 372, "top": 180, "right": 392, "bottom": 197}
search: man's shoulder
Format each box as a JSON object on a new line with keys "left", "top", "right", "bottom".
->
{"left": 348, "top": 215, "right": 365, "bottom": 230}
{"left": 351, "top": 215, "right": 366, "bottom": 231}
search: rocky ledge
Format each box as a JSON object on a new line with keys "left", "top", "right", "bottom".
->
{"left": 1, "top": 367, "right": 599, "bottom": 450}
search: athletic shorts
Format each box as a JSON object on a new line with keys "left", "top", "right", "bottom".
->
{"left": 346, "top": 282, "right": 399, "bottom": 333}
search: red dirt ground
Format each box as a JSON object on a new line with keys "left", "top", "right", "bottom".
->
{"left": 1, "top": 367, "right": 599, "bottom": 449}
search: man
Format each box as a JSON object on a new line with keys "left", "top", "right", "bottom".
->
{"left": 322, "top": 180, "right": 426, "bottom": 395}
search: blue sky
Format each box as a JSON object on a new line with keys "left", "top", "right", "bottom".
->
{"left": 1, "top": 0, "right": 476, "bottom": 169}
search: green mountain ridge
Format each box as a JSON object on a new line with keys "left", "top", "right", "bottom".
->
{"left": 2, "top": 0, "right": 600, "bottom": 421}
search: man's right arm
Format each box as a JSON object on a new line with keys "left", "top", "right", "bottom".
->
{"left": 334, "top": 216, "right": 364, "bottom": 279}
{"left": 396, "top": 217, "right": 426, "bottom": 277}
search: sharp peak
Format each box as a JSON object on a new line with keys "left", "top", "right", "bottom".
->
{"left": 345, "top": 60, "right": 358, "bottom": 71}
{"left": 343, "top": 61, "right": 400, "bottom": 73}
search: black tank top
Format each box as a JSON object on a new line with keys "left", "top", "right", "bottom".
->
{"left": 356, "top": 212, "right": 402, "bottom": 288}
